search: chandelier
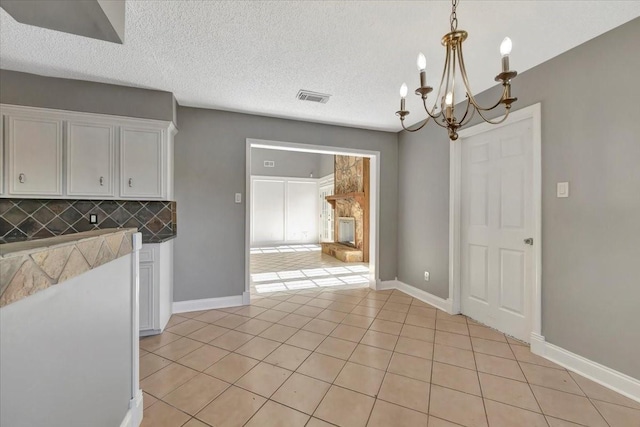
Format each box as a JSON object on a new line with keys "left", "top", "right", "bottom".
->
{"left": 396, "top": 0, "right": 517, "bottom": 140}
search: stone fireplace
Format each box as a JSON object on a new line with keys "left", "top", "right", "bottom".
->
{"left": 337, "top": 217, "right": 356, "bottom": 247}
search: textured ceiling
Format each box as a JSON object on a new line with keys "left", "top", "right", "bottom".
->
{"left": 1, "top": 1, "right": 639, "bottom": 131}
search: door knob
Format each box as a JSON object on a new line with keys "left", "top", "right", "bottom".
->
{"left": 18, "top": 173, "right": 26, "bottom": 183}
{"left": 524, "top": 238, "right": 534, "bottom": 245}
{"left": 99, "top": 176, "right": 104, "bottom": 186}
{"left": 128, "top": 178, "right": 133, "bottom": 187}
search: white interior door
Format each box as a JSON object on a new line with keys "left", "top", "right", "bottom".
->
{"left": 286, "top": 181, "right": 318, "bottom": 243}
{"left": 319, "top": 182, "right": 334, "bottom": 242}
{"left": 460, "top": 118, "right": 534, "bottom": 342}
{"left": 252, "top": 179, "right": 285, "bottom": 244}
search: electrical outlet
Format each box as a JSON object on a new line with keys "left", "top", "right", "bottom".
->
{"left": 89, "top": 214, "right": 98, "bottom": 224}
{"left": 235, "top": 193, "right": 242, "bottom": 203}
{"left": 424, "top": 271, "right": 430, "bottom": 281}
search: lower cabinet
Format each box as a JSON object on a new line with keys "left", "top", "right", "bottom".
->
{"left": 139, "top": 240, "right": 173, "bottom": 336}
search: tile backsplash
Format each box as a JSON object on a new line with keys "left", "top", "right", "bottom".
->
{"left": 0, "top": 199, "right": 176, "bottom": 244}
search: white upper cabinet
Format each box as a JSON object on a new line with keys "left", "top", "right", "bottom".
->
{"left": 7, "top": 114, "right": 63, "bottom": 196}
{"left": 120, "top": 127, "right": 164, "bottom": 199}
{"left": 66, "top": 122, "right": 116, "bottom": 197}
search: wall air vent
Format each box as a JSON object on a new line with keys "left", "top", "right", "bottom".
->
{"left": 264, "top": 160, "right": 275, "bottom": 168}
{"left": 297, "top": 90, "right": 331, "bottom": 104}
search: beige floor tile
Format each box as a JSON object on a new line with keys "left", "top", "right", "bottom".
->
{"left": 327, "top": 302, "right": 357, "bottom": 313}
{"left": 360, "top": 330, "right": 399, "bottom": 351}
{"left": 334, "top": 362, "right": 385, "bottom": 396}
{"left": 520, "top": 362, "right": 583, "bottom": 395}
{"left": 153, "top": 337, "right": 203, "bottom": 361}
{"left": 233, "top": 305, "right": 267, "bottom": 318}
{"left": 569, "top": 371, "right": 640, "bottom": 410}
{"left": 142, "top": 391, "right": 157, "bottom": 409}
{"left": 404, "top": 314, "right": 436, "bottom": 329}
{"left": 545, "top": 417, "right": 585, "bottom": 426}
{"left": 471, "top": 337, "right": 515, "bottom": 359}
{"left": 507, "top": 336, "right": 528, "bottom": 347}
{"left": 294, "top": 305, "right": 325, "bottom": 317}
{"left": 484, "top": 399, "right": 547, "bottom": 427}
{"left": 387, "top": 352, "right": 432, "bottom": 382}
{"left": 141, "top": 401, "right": 190, "bottom": 427}
{"left": 367, "top": 399, "right": 429, "bottom": 427}
{"left": 342, "top": 313, "right": 375, "bottom": 329}
{"left": 369, "top": 318, "right": 403, "bottom": 335}
{"left": 531, "top": 384, "right": 608, "bottom": 427}
{"left": 510, "top": 344, "right": 564, "bottom": 369}
{"left": 162, "top": 373, "right": 229, "bottom": 415}
{"left": 204, "top": 353, "right": 259, "bottom": 383}
{"left": 330, "top": 324, "right": 368, "bottom": 342}
{"left": 273, "top": 301, "right": 304, "bottom": 313}
{"left": 213, "top": 313, "right": 249, "bottom": 329}
{"left": 259, "top": 324, "right": 299, "bottom": 342}
{"left": 478, "top": 372, "right": 541, "bottom": 412}
{"left": 256, "top": 309, "right": 290, "bottom": 323}
{"left": 140, "top": 353, "right": 172, "bottom": 379}
{"left": 374, "top": 309, "right": 406, "bottom": 323}
{"left": 306, "top": 417, "right": 335, "bottom": 427}
{"left": 179, "top": 310, "right": 211, "bottom": 319}
{"left": 388, "top": 295, "right": 413, "bottom": 305}
{"left": 474, "top": 352, "right": 526, "bottom": 381}
{"left": 245, "top": 400, "right": 310, "bottom": 427}
{"left": 395, "top": 337, "right": 433, "bottom": 359}
{"left": 350, "top": 305, "right": 380, "bottom": 317}
{"left": 592, "top": 400, "right": 640, "bottom": 427}
{"left": 436, "top": 320, "right": 469, "bottom": 336}
{"left": 468, "top": 325, "right": 507, "bottom": 342}
{"left": 436, "top": 312, "right": 467, "bottom": 324}
{"left": 315, "top": 336, "right": 358, "bottom": 360}
{"left": 209, "top": 330, "right": 254, "bottom": 351}
{"left": 316, "top": 309, "right": 349, "bottom": 323}
{"left": 382, "top": 301, "right": 411, "bottom": 313}
{"left": 434, "top": 330, "right": 472, "bottom": 350}
{"left": 432, "top": 362, "right": 481, "bottom": 396}
{"left": 408, "top": 306, "right": 437, "bottom": 318}
{"left": 264, "top": 344, "right": 312, "bottom": 371}
{"left": 192, "top": 310, "right": 230, "bottom": 324}
{"left": 349, "top": 344, "right": 392, "bottom": 370}
{"left": 187, "top": 324, "right": 230, "bottom": 343}
{"left": 196, "top": 386, "right": 266, "bottom": 427}
{"left": 272, "top": 372, "right": 331, "bottom": 415}
{"left": 306, "top": 298, "right": 335, "bottom": 309}
{"left": 177, "top": 344, "right": 229, "bottom": 371}
{"left": 429, "top": 384, "right": 488, "bottom": 427}
{"left": 251, "top": 298, "right": 281, "bottom": 309}
{"left": 140, "top": 363, "right": 199, "bottom": 398}
{"left": 428, "top": 416, "right": 462, "bottom": 426}
{"left": 140, "top": 331, "right": 181, "bottom": 352}
{"left": 313, "top": 385, "right": 375, "bottom": 427}
{"left": 278, "top": 313, "right": 314, "bottom": 328}
{"left": 360, "top": 299, "right": 387, "bottom": 308}
{"left": 166, "top": 319, "right": 208, "bottom": 337}
{"left": 286, "top": 330, "right": 326, "bottom": 350}
{"left": 236, "top": 336, "right": 281, "bottom": 360}
{"left": 165, "top": 315, "right": 189, "bottom": 328}
{"left": 287, "top": 295, "right": 313, "bottom": 304}
{"left": 234, "top": 318, "right": 274, "bottom": 335}
{"left": 182, "top": 418, "right": 209, "bottom": 427}
{"left": 401, "top": 324, "right": 436, "bottom": 342}
{"left": 297, "top": 352, "right": 346, "bottom": 382}
{"left": 378, "top": 372, "right": 430, "bottom": 413}
{"left": 235, "top": 361, "right": 292, "bottom": 397}
{"left": 302, "top": 318, "right": 339, "bottom": 335}
{"left": 433, "top": 344, "right": 476, "bottom": 370}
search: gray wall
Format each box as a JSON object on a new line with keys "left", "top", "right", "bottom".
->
{"left": 319, "top": 153, "right": 336, "bottom": 178}
{"left": 397, "top": 18, "right": 640, "bottom": 378}
{"left": 250, "top": 147, "right": 333, "bottom": 178}
{"left": 174, "top": 107, "right": 398, "bottom": 302}
{"left": 0, "top": 69, "right": 175, "bottom": 122}
{"left": 0, "top": 255, "right": 133, "bottom": 427}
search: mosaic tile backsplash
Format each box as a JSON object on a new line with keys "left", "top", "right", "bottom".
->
{"left": 0, "top": 199, "right": 176, "bottom": 244}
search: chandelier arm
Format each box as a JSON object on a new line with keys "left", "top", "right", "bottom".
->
{"left": 458, "top": 105, "right": 477, "bottom": 128}
{"left": 474, "top": 105, "right": 512, "bottom": 125}
{"left": 457, "top": 96, "right": 473, "bottom": 125}
{"left": 457, "top": 43, "right": 506, "bottom": 111}
{"left": 422, "top": 97, "right": 445, "bottom": 124}
{"left": 401, "top": 115, "right": 432, "bottom": 132}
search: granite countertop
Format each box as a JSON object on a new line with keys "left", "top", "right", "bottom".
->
{"left": 143, "top": 234, "right": 177, "bottom": 244}
{"left": 0, "top": 230, "right": 176, "bottom": 246}
{"left": 0, "top": 228, "right": 137, "bottom": 307}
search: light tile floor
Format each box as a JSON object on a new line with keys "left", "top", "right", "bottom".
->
{"left": 140, "top": 286, "right": 640, "bottom": 427}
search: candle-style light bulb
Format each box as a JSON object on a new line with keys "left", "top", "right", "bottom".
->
{"left": 445, "top": 92, "right": 453, "bottom": 106}
{"left": 500, "top": 37, "right": 512, "bottom": 57}
{"left": 416, "top": 53, "right": 427, "bottom": 71}
{"left": 400, "top": 83, "right": 408, "bottom": 98}
{"left": 444, "top": 91, "right": 453, "bottom": 121}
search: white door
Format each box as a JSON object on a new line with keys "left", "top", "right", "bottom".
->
{"left": 66, "top": 122, "right": 115, "bottom": 197}
{"left": 121, "top": 127, "right": 164, "bottom": 198}
{"left": 286, "top": 181, "right": 318, "bottom": 243}
{"left": 252, "top": 179, "right": 285, "bottom": 244}
{"left": 319, "top": 183, "right": 334, "bottom": 242}
{"left": 460, "top": 118, "right": 534, "bottom": 342}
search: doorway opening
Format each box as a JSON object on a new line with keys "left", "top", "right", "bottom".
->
{"left": 245, "top": 139, "right": 380, "bottom": 302}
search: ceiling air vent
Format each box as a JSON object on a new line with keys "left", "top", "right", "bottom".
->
{"left": 297, "top": 90, "right": 331, "bottom": 104}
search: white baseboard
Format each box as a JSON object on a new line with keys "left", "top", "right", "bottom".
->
{"left": 172, "top": 295, "right": 245, "bottom": 314}
{"left": 120, "top": 390, "right": 143, "bottom": 427}
{"left": 376, "top": 279, "right": 453, "bottom": 313}
{"left": 242, "top": 291, "right": 251, "bottom": 305}
{"left": 530, "top": 334, "right": 640, "bottom": 403}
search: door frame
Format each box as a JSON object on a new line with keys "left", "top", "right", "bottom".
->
{"left": 318, "top": 174, "right": 335, "bottom": 243}
{"left": 245, "top": 138, "right": 381, "bottom": 303}
{"left": 449, "top": 103, "right": 542, "bottom": 342}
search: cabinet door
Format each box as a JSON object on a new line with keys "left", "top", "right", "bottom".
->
{"left": 139, "top": 263, "right": 154, "bottom": 332}
{"left": 8, "top": 115, "right": 63, "bottom": 196}
{"left": 66, "top": 122, "right": 115, "bottom": 197}
{"left": 121, "top": 127, "right": 164, "bottom": 198}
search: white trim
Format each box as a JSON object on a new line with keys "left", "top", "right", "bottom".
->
{"left": 449, "top": 103, "right": 543, "bottom": 338}
{"left": 376, "top": 280, "right": 453, "bottom": 313}
{"left": 242, "top": 291, "right": 251, "bottom": 305}
{"left": 119, "top": 390, "right": 144, "bottom": 427}
{"left": 531, "top": 334, "right": 640, "bottom": 403}
{"left": 172, "top": 295, "right": 244, "bottom": 313}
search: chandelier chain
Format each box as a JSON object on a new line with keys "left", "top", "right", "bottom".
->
{"left": 450, "top": 0, "right": 458, "bottom": 31}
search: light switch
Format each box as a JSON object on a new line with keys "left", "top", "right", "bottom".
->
{"left": 557, "top": 182, "right": 569, "bottom": 198}
{"left": 235, "top": 193, "right": 242, "bottom": 203}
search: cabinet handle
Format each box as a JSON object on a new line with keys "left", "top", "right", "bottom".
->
{"left": 99, "top": 176, "right": 104, "bottom": 186}
{"left": 18, "top": 173, "right": 26, "bottom": 183}
{"left": 129, "top": 178, "right": 133, "bottom": 187}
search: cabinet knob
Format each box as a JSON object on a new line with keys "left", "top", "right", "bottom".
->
{"left": 99, "top": 176, "right": 104, "bottom": 186}
{"left": 18, "top": 173, "right": 26, "bottom": 183}
{"left": 129, "top": 178, "right": 133, "bottom": 187}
